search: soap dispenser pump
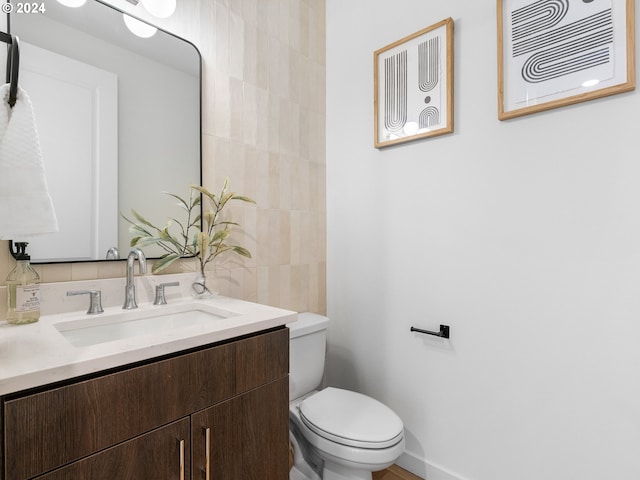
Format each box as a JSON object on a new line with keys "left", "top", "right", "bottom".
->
{"left": 6, "top": 242, "right": 41, "bottom": 324}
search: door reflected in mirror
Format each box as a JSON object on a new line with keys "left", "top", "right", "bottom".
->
{"left": 9, "top": 0, "right": 201, "bottom": 263}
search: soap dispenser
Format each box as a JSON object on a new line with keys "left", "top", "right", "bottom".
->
{"left": 6, "top": 242, "right": 41, "bottom": 324}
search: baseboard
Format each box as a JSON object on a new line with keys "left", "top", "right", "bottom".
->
{"left": 396, "top": 451, "right": 469, "bottom": 480}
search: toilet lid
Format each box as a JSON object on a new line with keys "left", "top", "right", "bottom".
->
{"left": 299, "top": 387, "right": 404, "bottom": 449}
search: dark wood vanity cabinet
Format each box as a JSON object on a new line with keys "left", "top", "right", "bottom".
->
{"left": 1, "top": 327, "right": 289, "bottom": 480}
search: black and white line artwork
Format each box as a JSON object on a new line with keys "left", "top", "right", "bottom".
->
{"left": 375, "top": 19, "right": 452, "bottom": 147}
{"left": 418, "top": 37, "right": 441, "bottom": 128}
{"left": 419, "top": 37, "right": 440, "bottom": 93}
{"left": 379, "top": 36, "right": 442, "bottom": 140}
{"left": 508, "top": 0, "right": 614, "bottom": 105}
{"left": 498, "top": 0, "right": 633, "bottom": 119}
{"left": 384, "top": 51, "right": 408, "bottom": 133}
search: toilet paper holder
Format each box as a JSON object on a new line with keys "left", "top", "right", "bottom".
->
{"left": 410, "top": 324, "right": 450, "bottom": 339}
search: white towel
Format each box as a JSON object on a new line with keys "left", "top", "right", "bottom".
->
{"left": 0, "top": 83, "right": 58, "bottom": 239}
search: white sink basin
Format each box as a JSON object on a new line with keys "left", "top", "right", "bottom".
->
{"left": 54, "top": 302, "right": 237, "bottom": 347}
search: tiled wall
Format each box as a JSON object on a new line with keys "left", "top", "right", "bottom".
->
{"left": 0, "top": 0, "right": 326, "bottom": 315}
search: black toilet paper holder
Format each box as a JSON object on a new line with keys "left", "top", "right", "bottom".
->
{"left": 410, "top": 324, "right": 450, "bottom": 339}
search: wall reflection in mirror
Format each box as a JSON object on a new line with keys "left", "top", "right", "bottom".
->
{"left": 8, "top": 0, "right": 201, "bottom": 263}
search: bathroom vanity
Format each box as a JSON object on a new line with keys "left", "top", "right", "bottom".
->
{"left": 0, "top": 291, "right": 295, "bottom": 480}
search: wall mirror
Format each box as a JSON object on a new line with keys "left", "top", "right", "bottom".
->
{"left": 6, "top": 0, "right": 201, "bottom": 263}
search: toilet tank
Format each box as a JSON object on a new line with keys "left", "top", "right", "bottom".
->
{"left": 288, "top": 313, "right": 329, "bottom": 401}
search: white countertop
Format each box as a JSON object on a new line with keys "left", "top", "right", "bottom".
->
{"left": 0, "top": 279, "right": 297, "bottom": 396}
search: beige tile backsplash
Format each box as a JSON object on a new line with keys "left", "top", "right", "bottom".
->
{"left": 0, "top": 0, "right": 326, "bottom": 317}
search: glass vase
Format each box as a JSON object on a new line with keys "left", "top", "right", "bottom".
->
{"left": 191, "top": 261, "right": 214, "bottom": 299}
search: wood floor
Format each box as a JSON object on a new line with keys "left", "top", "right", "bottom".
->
{"left": 373, "top": 464, "right": 424, "bottom": 480}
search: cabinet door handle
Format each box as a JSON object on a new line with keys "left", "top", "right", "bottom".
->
{"left": 205, "top": 427, "right": 211, "bottom": 480}
{"left": 179, "top": 439, "right": 185, "bottom": 480}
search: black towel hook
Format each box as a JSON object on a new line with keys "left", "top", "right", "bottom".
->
{"left": 7, "top": 34, "right": 19, "bottom": 108}
{"left": 0, "top": 31, "right": 19, "bottom": 108}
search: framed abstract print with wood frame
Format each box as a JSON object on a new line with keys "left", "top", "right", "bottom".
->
{"left": 497, "top": 0, "right": 635, "bottom": 120}
{"left": 374, "top": 18, "right": 454, "bottom": 148}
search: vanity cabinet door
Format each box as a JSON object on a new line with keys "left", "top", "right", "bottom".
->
{"left": 34, "top": 418, "right": 190, "bottom": 480}
{"left": 191, "top": 377, "right": 289, "bottom": 480}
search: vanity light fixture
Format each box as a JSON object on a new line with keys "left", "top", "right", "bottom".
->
{"left": 55, "top": 0, "right": 174, "bottom": 39}
{"left": 122, "top": 13, "right": 157, "bottom": 38}
{"left": 55, "top": 0, "right": 87, "bottom": 7}
{"left": 122, "top": 0, "right": 176, "bottom": 38}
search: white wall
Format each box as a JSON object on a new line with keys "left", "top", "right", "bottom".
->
{"left": 326, "top": 2, "right": 640, "bottom": 480}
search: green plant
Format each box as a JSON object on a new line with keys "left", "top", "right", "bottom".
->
{"left": 123, "top": 178, "right": 255, "bottom": 294}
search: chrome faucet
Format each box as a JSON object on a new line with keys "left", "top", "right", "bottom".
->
{"left": 123, "top": 248, "right": 147, "bottom": 309}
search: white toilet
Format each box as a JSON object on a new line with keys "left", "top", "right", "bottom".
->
{"left": 288, "top": 313, "right": 405, "bottom": 480}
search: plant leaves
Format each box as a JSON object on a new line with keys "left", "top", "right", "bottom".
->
{"left": 190, "top": 185, "right": 218, "bottom": 207}
{"left": 133, "top": 236, "right": 164, "bottom": 247}
{"left": 151, "top": 253, "right": 182, "bottom": 274}
{"left": 191, "top": 192, "right": 201, "bottom": 208}
{"left": 219, "top": 192, "right": 234, "bottom": 209}
{"left": 197, "top": 231, "right": 210, "bottom": 257}
{"left": 126, "top": 180, "right": 255, "bottom": 273}
{"left": 212, "top": 229, "right": 230, "bottom": 242}
{"left": 131, "top": 209, "right": 159, "bottom": 230}
{"left": 163, "top": 192, "right": 190, "bottom": 211}
{"left": 128, "top": 224, "right": 153, "bottom": 237}
{"left": 232, "top": 246, "right": 252, "bottom": 258}
{"left": 232, "top": 195, "right": 256, "bottom": 204}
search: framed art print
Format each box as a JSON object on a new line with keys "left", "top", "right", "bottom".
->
{"left": 374, "top": 18, "right": 454, "bottom": 148}
{"left": 498, "top": 0, "right": 635, "bottom": 120}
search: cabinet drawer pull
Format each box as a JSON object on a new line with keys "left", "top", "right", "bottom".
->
{"left": 179, "top": 439, "right": 185, "bottom": 480}
{"left": 205, "top": 427, "right": 211, "bottom": 480}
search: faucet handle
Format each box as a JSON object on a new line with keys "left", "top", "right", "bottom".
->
{"left": 153, "top": 282, "right": 180, "bottom": 305}
{"left": 67, "top": 290, "right": 104, "bottom": 315}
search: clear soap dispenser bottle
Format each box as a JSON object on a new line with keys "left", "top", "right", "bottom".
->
{"left": 6, "top": 242, "right": 41, "bottom": 325}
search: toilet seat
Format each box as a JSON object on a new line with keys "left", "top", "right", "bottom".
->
{"left": 299, "top": 387, "right": 404, "bottom": 449}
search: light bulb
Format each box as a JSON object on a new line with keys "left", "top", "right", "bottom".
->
{"left": 56, "top": 0, "right": 87, "bottom": 7}
{"left": 140, "top": 0, "right": 176, "bottom": 18}
{"left": 123, "top": 14, "right": 157, "bottom": 38}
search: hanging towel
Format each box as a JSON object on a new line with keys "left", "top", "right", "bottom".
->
{"left": 0, "top": 83, "right": 58, "bottom": 239}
